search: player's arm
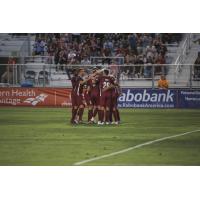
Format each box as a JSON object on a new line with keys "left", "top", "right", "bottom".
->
{"left": 86, "top": 85, "right": 91, "bottom": 94}
{"left": 80, "top": 79, "right": 89, "bottom": 85}
{"left": 102, "top": 84, "right": 115, "bottom": 92}
{"left": 94, "top": 68, "right": 106, "bottom": 75}
{"left": 79, "top": 76, "right": 93, "bottom": 85}
{"left": 117, "top": 84, "right": 123, "bottom": 96}
{"left": 102, "top": 76, "right": 117, "bottom": 92}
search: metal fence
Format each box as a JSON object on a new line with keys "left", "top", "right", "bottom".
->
{"left": 0, "top": 64, "right": 199, "bottom": 88}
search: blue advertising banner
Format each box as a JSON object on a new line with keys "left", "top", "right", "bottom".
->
{"left": 118, "top": 89, "right": 200, "bottom": 108}
{"left": 178, "top": 90, "right": 200, "bottom": 108}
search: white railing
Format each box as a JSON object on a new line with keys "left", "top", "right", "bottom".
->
{"left": 90, "top": 56, "right": 124, "bottom": 64}
{"left": 23, "top": 56, "right": 54, "bottom": 64}
{"left": 0, "top": 64, "right": 199, "bottom": 88}
{"left": 174, "top": 34, "right": 192, "bottom": 83}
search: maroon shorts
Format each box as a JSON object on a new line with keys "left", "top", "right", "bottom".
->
{"left": 90, "top": 94, "right": 100, "bottom": 106}
{"left": 84, "top": 92, "right": 92, "bottom": 106}
{"left": 100, "top": 91, "right": 112, "bottom": 108}
{"left": 71, "top": 92, "right": 76, "bottom": 107}
{"left": 111, "top": 94, "right": 118, "bottom": 108}
{"left": 71, "top": 92, "right": 84, "bottom": 107}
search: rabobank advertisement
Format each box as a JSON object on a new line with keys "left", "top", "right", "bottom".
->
{"left": 118, "top": 89, "right": 200, "bottom": 108}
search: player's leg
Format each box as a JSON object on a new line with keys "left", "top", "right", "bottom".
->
{"left": 95, "top": 96, "right": 101, "bottom": 123}
{"left": 85, "top": 94, "right": 93, "bottom": 123}
{"left": 116, "top": 108, "right": 120, "bottom": 122}
{"left": 105, "top": 106, "right": 110, "bottom": 124}
{"left": 115, "top": 95, "right": 120, "bottom": 123}
{"left": 112, "top": 96, "right": 120, "bottom": 124}
{"left": 77, "top": 95, "right": 85, "bottom": 123}
{"left": 91, "top": 95, "right": 99, "bottom": 123}
{"left": 88, "top": 105, "right": 93, "bottom": 123}
{"left": 98, "top": 95, "right": 105, "bottom": 124}
{"left": 77, "top": 105, "right": 84, "bottom": 122}
{"left": 109, "top": 99, "right": 114, "bottom": 123}
{"left": 70, "top": 93, "right": 78, "bottom": 124}
{"left": 93, "top": 105, "right": 98, "bottom": 118}
{"left": 97, "top": 105, "right": 101, "bottom": 123}
{"left": 105, "top": 94, "right": 112, "bottom": 124}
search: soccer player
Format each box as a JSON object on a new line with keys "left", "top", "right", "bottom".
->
{"left": 70, "top": 69, "right": 78, "bottom": 124}
{"left": 97, "top": 69, "right": 115, "bottom": 125}
{"left": 70, "top": 68, "right": 88, "bottom": 124}
{"left": 89, "top": 69, "right": 101, "bottom": 123}
{"left": 71, "top": 68, "right": 98, "bottom": 124}
{"left": 83, "top": 79, "right": 93, "bottom": 123}
{"left": 111, "top": 82, "right": 121, "bottom": 124}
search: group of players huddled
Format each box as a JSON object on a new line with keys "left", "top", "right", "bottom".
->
{"left": 70, "top": 67, "right": 121, "bottom": 125}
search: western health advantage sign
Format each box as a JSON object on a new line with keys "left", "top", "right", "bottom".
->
{"left": 0, "top": 88, "right": 72, "bottom": 107}
{"left": 118, "top": 88, "right": 200, "bottom": 108}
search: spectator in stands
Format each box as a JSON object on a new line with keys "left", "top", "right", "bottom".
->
{"left": 33, "top": 38, "right": 46, "bottom": 56}
{"left": 144, "top": 57, "right": 153, "bottom": 78}
{"left": 1, "top": 57, "right": 16, "bottom": 84}
{"left": 81, "top": 56, "right": 91, "bottom": 65}
{"left": 68, "top": 50, "right": 76, "bottom": 63}
{"left": 158, "top": 75, "right": 169, "bottom": 89}
{"left": 128, "top": 34, "right": 137, "bottom": 52}
{"left": 58, "top": 50, "right": 68, "bottom": 70}
{"left": 155, "top": 54, "right": 166, "bottom": 74}
{"left": 40, "top": 33, "right": 170, "bottom": 79}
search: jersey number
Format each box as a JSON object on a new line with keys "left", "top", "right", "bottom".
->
{"left": 103, "top": 81, "right": 110, "bottom": 88}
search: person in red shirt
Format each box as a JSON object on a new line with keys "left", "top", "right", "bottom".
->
{"left": 71, "top": 68, "right": 98, "bottom": 124}
{"left": 1, "top": 57, "right": 16, "bottom": 84}
{"left": 83, "top": 80, "right": 93, "bottom": 123}
{"left": 70, "top": 69, "right": 78, "bottom": 124}
{"left": 111, "top": 82, "right": 121, "bottom": 124}
{"left": 70, "top": 68, "right": 88, "bottom": 124}
{"left": 88, "top": 69, "right": 101, "bottom": 122}
{"left": 97, "top": 69, "right": 115, "bottom": 125}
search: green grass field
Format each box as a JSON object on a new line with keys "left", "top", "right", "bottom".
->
{"left": 0, "top": 107, "right": 200, "bottom": 166}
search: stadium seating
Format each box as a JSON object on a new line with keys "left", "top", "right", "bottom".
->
{"left": 2, "top": 33, "right": 200, "bottom": 88}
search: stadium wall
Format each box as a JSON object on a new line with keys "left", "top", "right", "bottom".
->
{"left": 0, "top": 87, "right": 200, "bottom": 108}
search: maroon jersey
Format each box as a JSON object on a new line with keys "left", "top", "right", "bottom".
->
{"left": 88, "top": 78, "right": 100, "bottom": 97}
{"left": 113, "top": 85, "right": 121, "bottom": 98}
{"left": 71, "top": 76, "right": 77, "bottom": 90}
{"left": 98, "top": 75, "right": 115, "bottom": 96}
{"left": 72, "top": 76, "right": 84, "bottom": 95}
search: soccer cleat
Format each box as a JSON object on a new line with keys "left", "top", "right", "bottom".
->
{"left": 71, "top": 120, "right": 79, "bottom": 125}
{"left": 74, "top": 119, "right": 80, "bottom": 124}
{"left": 91, "top": 117, "right": 97, "bottom": 123}
{"left": 106, "top": 122, "right": 110, "bottom": 125}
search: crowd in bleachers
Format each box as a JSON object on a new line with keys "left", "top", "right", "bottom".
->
{"left": 32, "top": 33, "right": 183, "bottom": 78}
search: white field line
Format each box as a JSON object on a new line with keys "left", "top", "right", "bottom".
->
{"left": 74, "top": 129, "right": 200, "bottom": 166}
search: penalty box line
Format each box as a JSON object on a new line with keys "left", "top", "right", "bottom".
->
{"left": 73, "top": 129, "right": 200, "bottom": 166}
